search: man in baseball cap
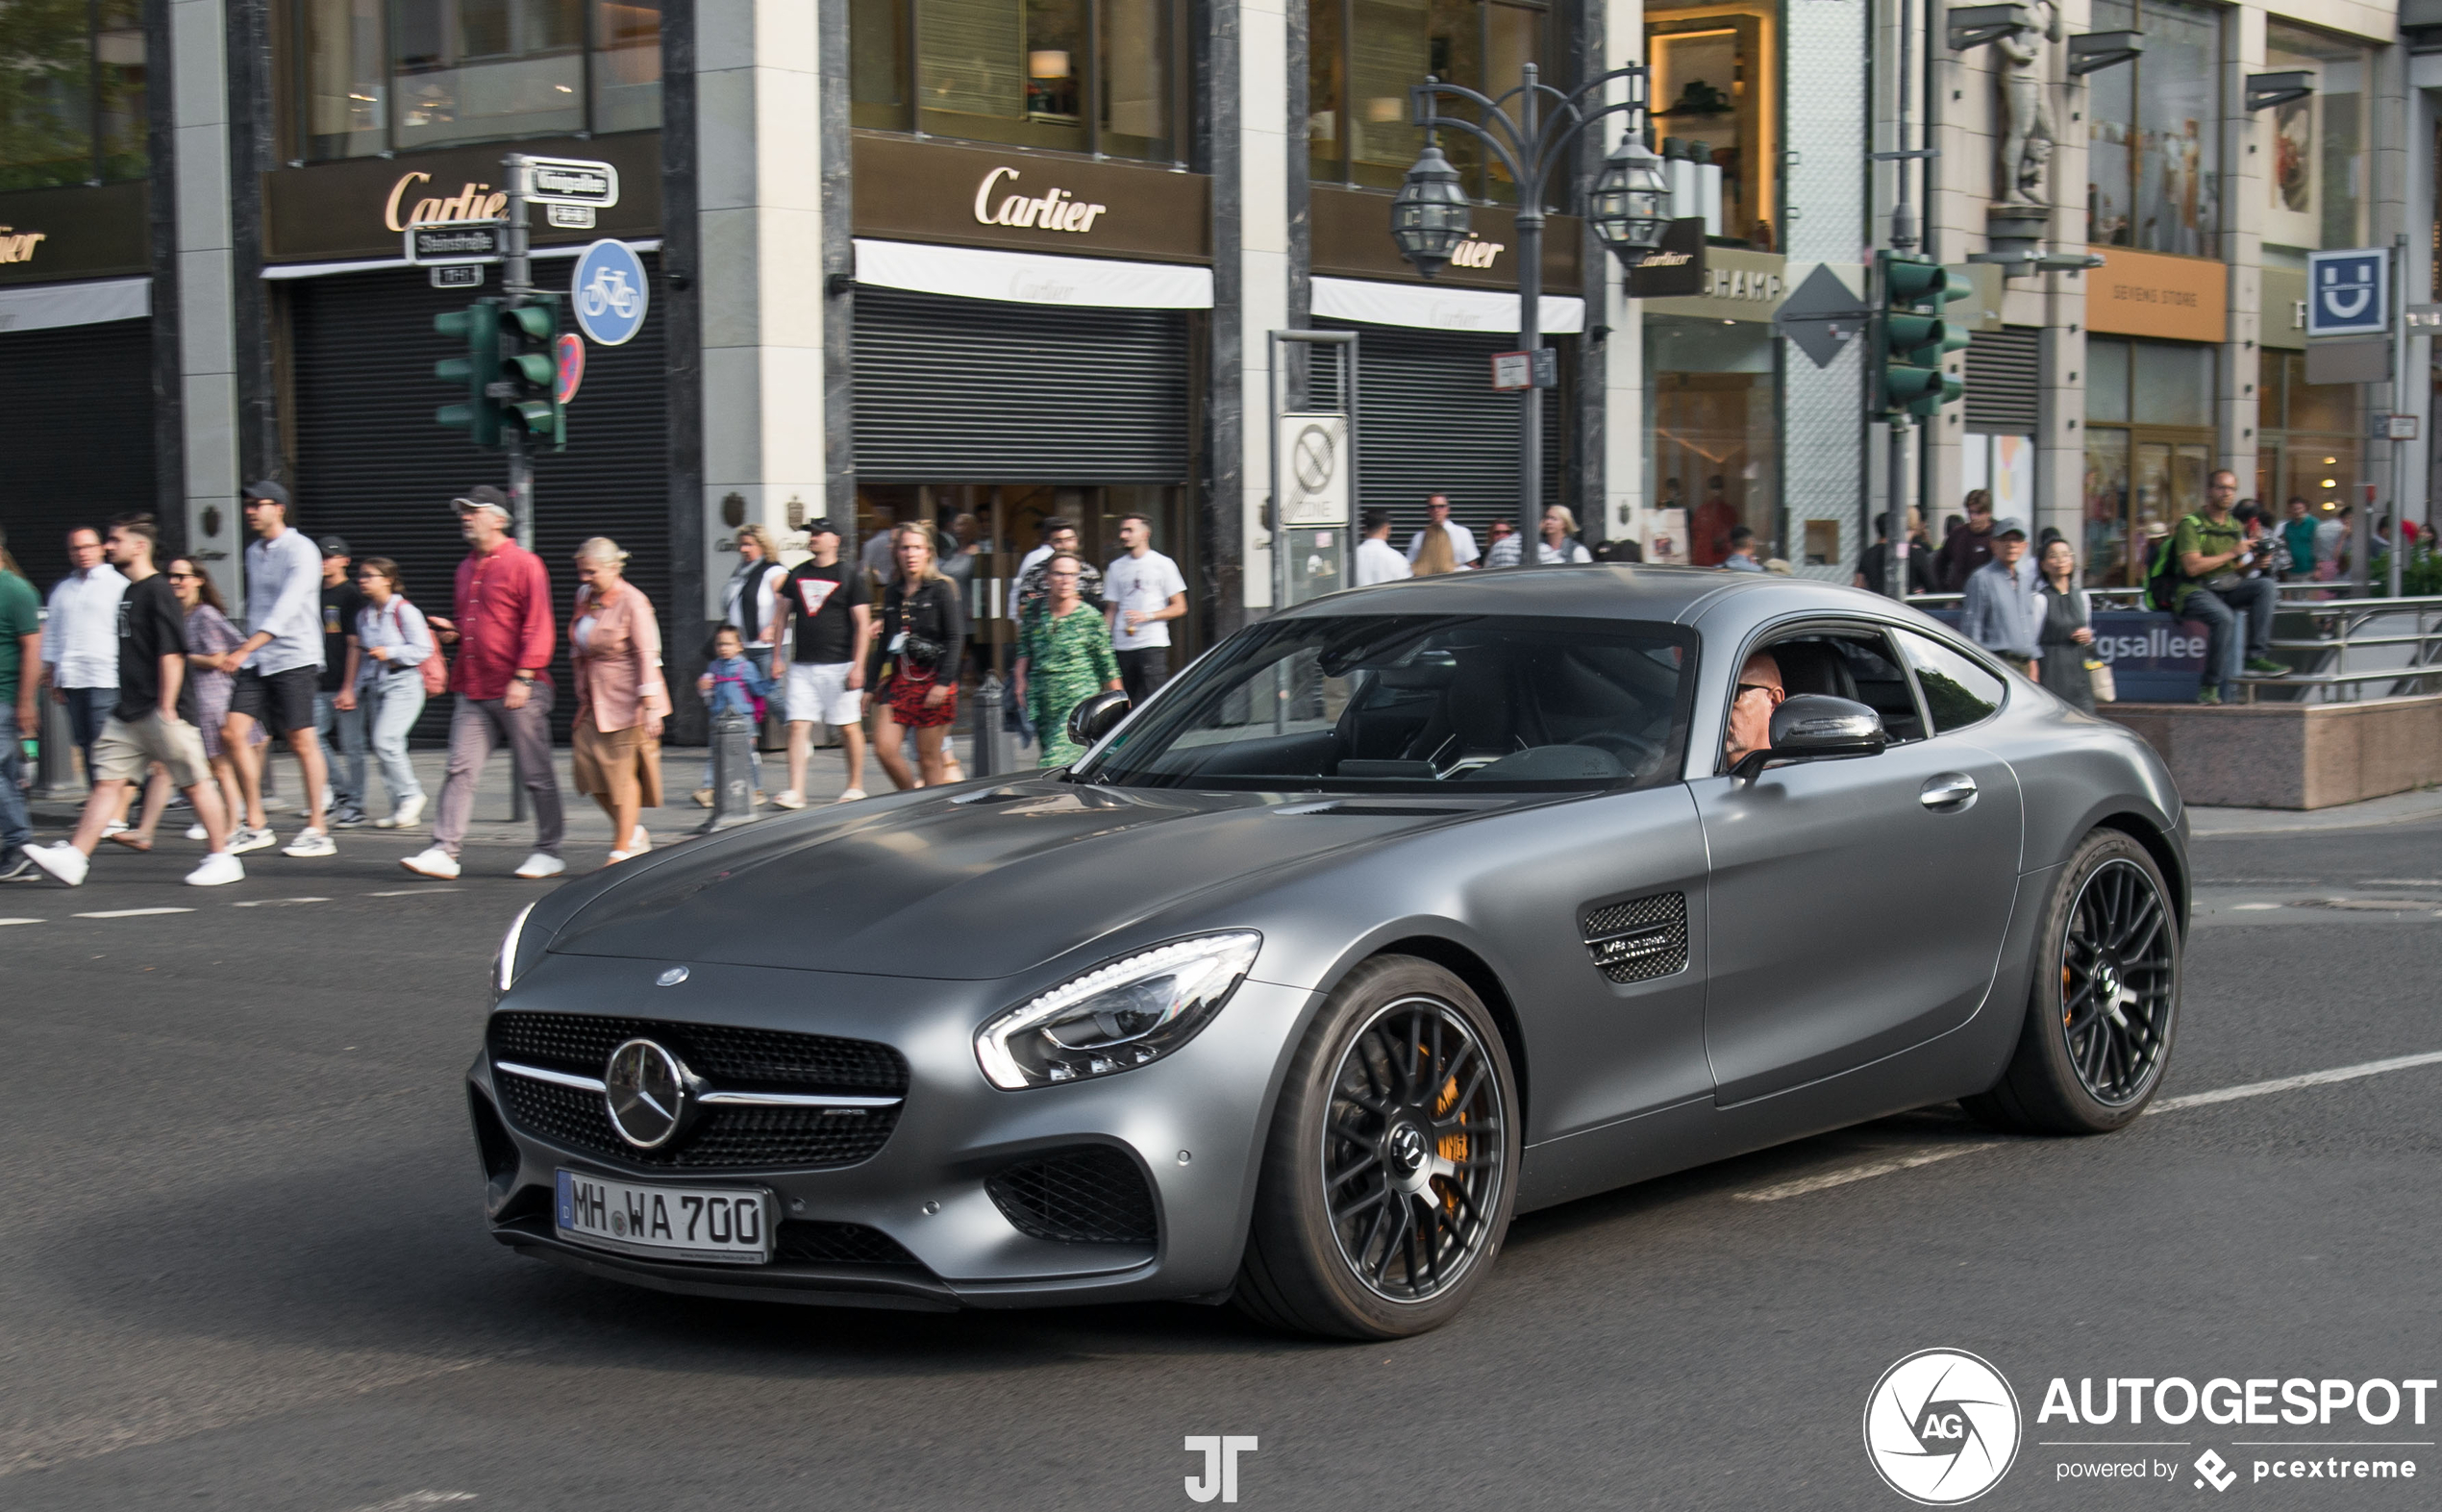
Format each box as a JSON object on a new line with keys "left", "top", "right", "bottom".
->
{"left": 243, "top": 480, "right": 290, "bottom": 509}
{"left": 1960, "top": 516, "right": 2042, "bottom": 675}
{"left": 403, "top": 483, "right": 565, "bottom": 880}
{"left": 775, "top": 515, "right": 873, "bottom": 807}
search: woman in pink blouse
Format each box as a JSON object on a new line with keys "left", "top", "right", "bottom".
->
{"left": 568, "top": 538, "right": 669, "bottom": 864}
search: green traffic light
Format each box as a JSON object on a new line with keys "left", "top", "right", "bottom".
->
{"left": 1877, "top": 253, "right": 1973, "bottom": 418}
{"left": 506, "top": 304, "right": 555, "bottom": 339}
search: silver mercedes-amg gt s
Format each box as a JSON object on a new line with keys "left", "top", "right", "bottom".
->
{"left": 469, "top": 566, "right": 2187, "bottom": 1338}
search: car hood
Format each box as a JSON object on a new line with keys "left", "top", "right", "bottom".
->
{"left": 546, "top": 781, "right": 1503, "bottom": 979}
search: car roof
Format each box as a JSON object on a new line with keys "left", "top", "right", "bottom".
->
{"left": 1283, "top": 563, "right": 1898, "bottom": 627}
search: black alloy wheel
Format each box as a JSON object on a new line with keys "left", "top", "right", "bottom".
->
{"left": 1965, "top": 829, "right": 2182, "bottom": 1135}
{"left": 1235, "top": 956, "right": 1521, "bottom": 1338}
{"left": 1320, "top": 996, "right": 1507, "bottom": 1302}
{"left": 2059, "top": 857, "right": 2176, "bottom": 1103}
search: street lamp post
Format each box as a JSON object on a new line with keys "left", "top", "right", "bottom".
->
{"left": 1392, "top": 65, "right": 1670, "bottom": 558}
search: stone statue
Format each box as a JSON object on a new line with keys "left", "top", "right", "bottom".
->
{"left": 1995, "top": 0, "right": 2063, "bottom": 206}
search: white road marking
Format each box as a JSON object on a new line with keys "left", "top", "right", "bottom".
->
{"left": 1734, "top": 1050, "right": 2442, "bottom": 1202}
{"left": 2364, "top": 879, "right": 2442, "bottom": 886}
{"left": 0, "top": 918, "right": 44, "bottom": 927}
{"left": 2230, "top": 903, "right": 2283, "bottom": 910}
{"left": 70, "top": 907, "right": 194, "bottom": 919}
{"left": 231, "top": 896, "right": 331, "bottom": 907}
{"left": 363, "top": 887, "right": 461, "bottom": 897}
{"left": 336, "top": 1494, "right": 477, "bottom": 1512}
{"left": 2151, "top": 1050, "right": 2442, "bottom": 1111}
{"left": 1732, "top": 1144, "right": 2002, "bottom": 1202}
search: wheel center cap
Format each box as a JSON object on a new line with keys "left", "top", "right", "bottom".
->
{"left": 1387, "top": 1122, "right": 1428, "bottom": 1174}
{"left": 2097, "top": 962, "right": 2122, "bottom": 1001}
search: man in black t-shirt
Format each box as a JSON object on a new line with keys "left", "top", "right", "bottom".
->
{"left": 774, "top": 518, "right": 875, "bottom": 807}
{"left": 314, "top": 535, "right": 369, "bottom": 826}
{"left": 22, "top": 514, "right": 241, "bottom": 887}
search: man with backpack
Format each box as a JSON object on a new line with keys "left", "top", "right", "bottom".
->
{"left": 2169, "top": 470, "right": 2283, "bottom": 705}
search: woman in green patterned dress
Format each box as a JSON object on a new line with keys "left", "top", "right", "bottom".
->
{"left": 1016, "top": 554, "right": 1122, "bottom": 767}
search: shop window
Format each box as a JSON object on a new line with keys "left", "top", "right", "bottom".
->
{"left": 2262, "top": 22, "right": 2371, "bottom": 256}
{"left": 298, "top": 0, "right": 660, "bottom": 161}
{"left": 2256, "top": 349, "right": 2361, "bottom": 522}
{"left": 1645, "top": 315, "right": 1778, "bottom": 565}
{"left": 1307, "top": 0, "right": 1555, "bottom": 203}
{"left": 0, "top": 0, "right": 146, "bottom": 191}
{"left": 2083, "top": 337, "right": 2213, "bottom": 586}
{"left": 851, "top": 0, "right": 1184, "bottom": 164}
{"left": 2085, "top": 0, "right": 2219, "bottom": 256}
{"left": 1644, "top": 0, "right": 1777, "bottom": 249}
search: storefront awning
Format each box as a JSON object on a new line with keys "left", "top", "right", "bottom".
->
{"left": 1311, "top": 277, "right": 1584, "bottom": 335}
{"left": 852, "top": 238, "right": 1213, "bottom": 310}
{"left": 0, "top": 276, "right": 149, "bottom": 333}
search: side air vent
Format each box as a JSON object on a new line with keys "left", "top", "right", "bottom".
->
{"left": 986, "top": 1146, "right": 1159, "bottom": 1246}
{"left": 1580, "top": 892, "right": 1689, "bottom": 983}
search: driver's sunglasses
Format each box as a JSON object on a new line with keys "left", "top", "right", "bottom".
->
{"left": 1735, "top": 682, "right": 1783, "bottom": 703}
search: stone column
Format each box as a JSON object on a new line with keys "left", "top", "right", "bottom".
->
{"left": 1235, "top": 0, "right": 1292, "bottom": 612}
{"left": 169, "top": 0, "right": 239, "bottom": 608}
{"left": 1600, "top": 0, "right": 1643, "bottom": 545}
{"left": 2037, "top": 0, "right": 2092, "bottom": 553}
{"left": 694, "top": 0, "right": 830, "bottom": 618}
{"left": 1781, "top": 0, "right": 1871, "bottom": 581}
{"left": 2218, "top": 5, "right": 2264, "bottom": 494}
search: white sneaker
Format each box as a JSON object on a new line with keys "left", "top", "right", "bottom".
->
{"left": 186, "top": 822, "right": 208, "bottom": 841}
{"left": 513, "top": 853, "right": 567, "bottom": 880}
{"left": 101, "top": 820, "right": 129, "bottom": 839}
{"left": 375, "top": 794, "right": 427, "bottom": 830}
{"left": 25, "top": 842, "right": 88, "bottom": 887}
{"left": 228, "top": 826, "right": 277, "bottom": 855}
{"left": 772, "top": 789, "right": 807, "bottom": 809}
{"left": 401, "top": 846, "right": 461, "bottom": 880}
{"left": 282, "top": 828, "right": 336, "bottom": 857}
{"left": 185, "top": 852, "right": 245, "bottom": 886}
{"left": 835, "top": 787, "right": 866, "bottom": 803}
{"left": 608, "top": 828, "right": 653, "bottom": 864}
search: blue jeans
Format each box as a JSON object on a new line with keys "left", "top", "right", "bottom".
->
{"left": 2186, "top": 578, "right": 2277, "bottom": 698}
{"left": 0, "top": 705, "right": 30, "bottom": 853}
{"left": 62, "top": 685, "right": 113, "bottom": 782}
{"left": 362, "top": 672, "right": 426, "bottom": 810}
{"left": 313, "top": 688, "right": 367, "bottom": 810}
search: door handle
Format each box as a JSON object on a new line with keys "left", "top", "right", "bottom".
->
{"left": 1920, "top": 773, "right": 1978, "bottom": 811}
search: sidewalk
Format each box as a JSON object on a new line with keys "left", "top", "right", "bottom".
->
{"left": 2187, "top": 786, "right": 2442, "bottom": 836}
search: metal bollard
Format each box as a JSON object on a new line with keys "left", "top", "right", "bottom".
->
{"left": 971, "top": 672, "right": 1004, "bottom": 779}
{"left": 690, "top": 709, "right": 760, "bottom": 834}
{"left": 31, "top": 692, "right": 77, "bottom": 800}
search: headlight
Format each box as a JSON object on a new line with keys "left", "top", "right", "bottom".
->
{"left": 493, "top": 902, "right": 538, "bottom": 999}
{"left": 976, "top": 931, "right": 1261, "bottom": 1090}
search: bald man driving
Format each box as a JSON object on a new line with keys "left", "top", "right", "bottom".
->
{"left": 1724, "top": 649, "right": 1785, "bottom": 767}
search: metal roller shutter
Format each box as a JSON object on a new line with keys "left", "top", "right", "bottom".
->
{"left": 852, "top": 286, "right": 1190, "bottom": 483}
{"left": 287, "top": 260, "right": 671, "bottom": 743}
{"left": 1312, "top": 319, "right": 1564, "bottom": 554}
{"left": 0, "top": 318, "right": 156, "bottom": 592}
{"left": 1964, "top": 327, "right": 2040, "bottom": 434}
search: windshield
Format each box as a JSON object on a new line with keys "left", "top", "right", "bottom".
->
{"left": 1076, "top": 614, "right": 1696, "bottom": 792}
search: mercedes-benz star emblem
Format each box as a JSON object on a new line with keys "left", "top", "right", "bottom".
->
{"left": 604, "top": 1038, "right": 687, "bottom": 1149}
{"left": 657, "top": 965, "right": 689, "bottom": 986}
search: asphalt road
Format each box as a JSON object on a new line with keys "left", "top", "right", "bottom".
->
{"left": 4, "top": 812, "right": 2437, "bottom": 1511}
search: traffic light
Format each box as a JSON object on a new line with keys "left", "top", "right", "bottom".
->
{"left": 498, "top": 293, "right": 565, "bottom": 450}
{"left": 1877, "top": 253, "right": 1972, "bottom": 419}
{"left": 434, "top": 300, "right": 502, "bottom": 447}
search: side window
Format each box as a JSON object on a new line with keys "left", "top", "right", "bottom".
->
{"left": 1898, "top": 631, "right": 2006, "bottom": 732}
{"left": 1827, "top": 632, "right": 1926, "bottom": 743}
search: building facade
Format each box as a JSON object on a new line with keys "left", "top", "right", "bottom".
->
{"left": 0, "top": 0, "right": 2422, "bottom": 719}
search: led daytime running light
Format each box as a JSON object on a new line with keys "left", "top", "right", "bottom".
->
{"left": 977, "top": 931, "right": 1262, "bottom": 1090}
{"left": 495, "top": 902, "right": 538, "bottom": 996}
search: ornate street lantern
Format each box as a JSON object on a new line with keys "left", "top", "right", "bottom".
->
{"left": 1589, "top": 136, "right": 1673, "bottom": 264}
{"left": 1390, "top": 145, "right": 1474, "bottom": 280}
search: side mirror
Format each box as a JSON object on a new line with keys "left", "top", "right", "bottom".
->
{"left": 1732, "top": 694, "right": 1888, "bottom": 781}
{"left": 1066, "top": 690, "right": 1133, "bottom": 750}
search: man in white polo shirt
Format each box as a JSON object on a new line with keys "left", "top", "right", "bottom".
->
{"left": 1405, "top": 493, "right": 1480, "bottom": 568}
{"left": 1105, "top": 513, "right": 1187, "bottom": 705}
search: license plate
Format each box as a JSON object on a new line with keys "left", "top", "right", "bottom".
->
{"left": 555, "top": 1170, "right": 774, "bottom": 1265}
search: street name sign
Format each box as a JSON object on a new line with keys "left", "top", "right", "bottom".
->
{"left": 406, "top": 219, "right": 504, "bottom": 265}
{"left": 521, "top": 158, "right": 621, "bottom": 209}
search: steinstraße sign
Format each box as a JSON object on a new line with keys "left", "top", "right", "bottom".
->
{"left": 405, "top": 220, "right": 504, "bottom": 265}
{"left": 2083, "top": 245, "right": 2226, "bottom": 342}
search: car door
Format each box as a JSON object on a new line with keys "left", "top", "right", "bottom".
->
{"left": 1693, "top": 622, "right": 2024, "bottom": 1106}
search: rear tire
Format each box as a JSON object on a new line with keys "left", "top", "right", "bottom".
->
{"left": 1964, "top": 829, "right": 2180, "bottom": 1134}
{"left": 1233, "top": 956, "right": 1520, "bottom": 1339}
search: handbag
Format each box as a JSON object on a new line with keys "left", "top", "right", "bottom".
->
{"left": 2086, "top": 657, "right": 2116, "bottom": 704}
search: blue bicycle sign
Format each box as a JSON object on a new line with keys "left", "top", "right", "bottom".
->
{"left": 571, "top": 238, "right": 649, "bottom": 346}
{"left": 2305, "top": 248, "right": 2387, "bottom": 337}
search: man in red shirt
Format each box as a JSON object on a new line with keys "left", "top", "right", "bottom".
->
{"left": 402, "top": 486, "right": 564, "bottom": 880}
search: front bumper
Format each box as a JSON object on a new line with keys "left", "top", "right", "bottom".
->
{"left": 469, "top": 953, "right": 1316, "bottom": 1309}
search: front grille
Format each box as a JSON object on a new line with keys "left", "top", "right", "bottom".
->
{"left": 775, "top": 1220, "right": 923, "bottom": 1268}
{"left": 495, "top": 1070, "right": 898, "bottom": 1171}
{"left": 489, "top": 1011, "right": 906, "bottom": 1094}
{"left": 986, "top": 1147, "right": 1159, "bottom": 1246}
{"left": 1580, "top": 891, "right": 1689, "bottom": 984}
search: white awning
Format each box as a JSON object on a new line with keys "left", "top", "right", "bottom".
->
{"left": 259, "top": 238, "right": 662, "bottom": 281}
{"left": 852, "top": 237, "right": 1213, "bottom": 310}
{"left": 1310, "top": 275, "right": 1584, "bottom": 335}
{"left": 0, "top": 276, "right": 150, "bottom": 333}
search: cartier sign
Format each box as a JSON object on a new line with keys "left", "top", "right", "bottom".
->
{"left": 262, "top": 134, "right": 660, "bottom": 264}
{"left": 385, "top": 173, "right": 510, "bottom": 233}
{"left": 856, "top": 136, "right": 1210, "bottom": 264}
{"left": 971, "top": 166, "right": 1109, "bottom": 235}
{"left": 0, "top": 226, "right": 44, "bottom": 264}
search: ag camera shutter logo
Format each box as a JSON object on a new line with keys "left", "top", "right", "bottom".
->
{"left": 1864, "top": 1349, "right": 2023, "bottom": 1504}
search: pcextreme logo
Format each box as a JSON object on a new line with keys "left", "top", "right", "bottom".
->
{"left": 1864, "top": 1349, "right": 2024, "bottom": 1505}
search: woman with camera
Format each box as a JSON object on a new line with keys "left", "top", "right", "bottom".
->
{"left": 868, "top": 522, "right": 968, "bottom": 790}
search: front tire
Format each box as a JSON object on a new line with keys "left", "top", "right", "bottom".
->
{"left": 1234, "top": 956, "right": 1521, "bottom": 1339}
{"left": 1964, "top": 829, "right": 2181, "bottom": 1134}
